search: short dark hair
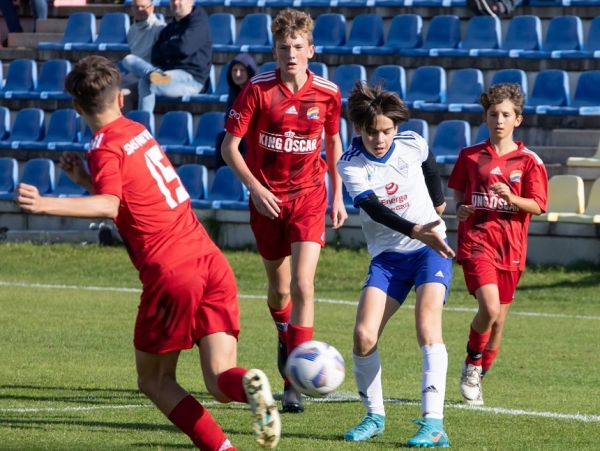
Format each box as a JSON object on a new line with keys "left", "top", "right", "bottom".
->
{"left": 346, "top": 81, "right": 410, "bottom": 132}
{"left": 479, "top": 83, "right": 525, "bottom": 116}
{"left": 65, "top": 56, "right": 121, "bottom": 116}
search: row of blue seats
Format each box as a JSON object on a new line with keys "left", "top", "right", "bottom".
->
{"left": 0, "top": 108, "right": 226, "bottom": 155}
{"left": 36, "top": 12, "right": 600, "bottom": 59}
{"left": 126, "top": 0, "right": 598, "bottom": 7}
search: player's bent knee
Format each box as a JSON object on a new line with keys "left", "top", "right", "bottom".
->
{"left": 290, "top": 278, "right": 315, "bottom": 300}
{"left": 353, "top": 327, "right": 377, "bottom": 355}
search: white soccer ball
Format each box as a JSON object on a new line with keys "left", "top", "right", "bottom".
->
{"left": 285, "top": 340, "right": 345, "bottom": 398}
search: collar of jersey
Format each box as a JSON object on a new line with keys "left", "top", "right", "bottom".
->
{"left": 352, "top": 137, "right": 396, "bottom": 164}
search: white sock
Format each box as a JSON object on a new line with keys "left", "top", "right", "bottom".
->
{"left": 421, "top": 343, "right": 448, "bottom": 420}
{"left": 353, "top": 349, "right": 385, "bottom": 416}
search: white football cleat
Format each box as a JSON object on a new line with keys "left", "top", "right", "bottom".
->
{"left": 243, "top": 369, "right": 281, "bottom": 449}
{"left": 459, "top": 361, "right": 484, "bottom": 405}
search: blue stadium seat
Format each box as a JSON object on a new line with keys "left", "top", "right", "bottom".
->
{"left": 404, "top": 66, "right": 446, "bottom": 108}
{"left": 522, "top": 70, "right": 570, "bottom": 114}
{"left": 437, "top": 16, "right": 501, "bottom": 57}
{"left": 0, "top": 108, "right": 45, "bottom": 149}
{"left": 419, "top": 68, "right": 484, "bottom": 113}
{"left": 398, "top": 15, "right": 460, "bottom": 56}
{"left": 215, "top": 14, "right": 272, "bottom": 53}
{"left": 189, "top": 64, "right": 229, "bottom": 103}
{"left": 332, "top": 64, "right": 367, "bottom": 105}
{"left": 477, "top": 15, "right": 542, "bottom": 58}
{"left": 0, "top": 157, "right": 18, "bottom": 200}
{"left": 154, "top": 12, "right": 165, "bottom": 21}
{"left": 474, "top": 123, "right": 490, "bottom": 143}
{"left": 339, "top": 117, "right": 349, "bottom": 150}
{"left": 376, "top": 14, "right": 422, "bottom": 54}
{"left": 519, "top": 16, "right": 583, "bottom": 59}
{"left": 126, "top": 110, "right": 155, "bottom": 135}
{"left": 554, "top": 16, "right": 600, "bottom": 59}
{"left": 0, "top": 59, "right": 37, "bottom": 98}
{"left": 38, "top": 12, "right": 96, "bottom": 50}
{"left": 194, "top": 166, "right": 249, "bottom": 210}
{"left": 258, "top": 62, "right": 277, "bottom": 73}
{"left": 18, "top": 109, "right": 79, "bottom": 150}
{"left": 157, "top": 111, "right": 193, "bottom": 151}
{"left": 399, "top": 118, "right": 429, "bottom": 143}
{"left": 165, "top": 112, "right": 226, "bottom": 155}
{"left": 52, "top": 171, "right": 89, "bottom": 197}
{"left": 0, "top": 107, "right": 9, "bottom": 140}
{"left": 490, "top": 69, "right": 528, "bottom": 100}
{"left": 333, "top": 14, "right": 384, "bottom": 54}
{"left": 177, "top": 164, "right": 208, "bottom": 208}
{"left": 9, "top": 59, "right": 71, "bottom": 100}
{"left": 71, "top": 12, "right": 130, "bottom": 51}
{"left": 20, "top": 158, "right": 55, "bottom": 195}
{"left": 546, "top": 71, "right": 600, "bottom": 115}
{"left": 314, "top": 14, "right": 346, "bottom": 53}
{"left": 209, "top": 13, "right": 236, "bottom": 50}
{"left": 371, "top": 65, "right": 406, "bottom": 98}
{"left": 309, "top": 62, "right": 328, "bottom": 79}
{"left": 431, "top": 120, "right": 471, "bottom": 164}
{"left": 56, "top": 122, "right": 92, "bottom": 151}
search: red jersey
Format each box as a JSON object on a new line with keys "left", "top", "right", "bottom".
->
{"left": 87, "top": 116, "right": 219, "bottom": 278}
{"left": 225, "top": 69, "right": 342, "bottom": 201}
{"left": 447, "top": 139, "right": 548, "bottom": 271}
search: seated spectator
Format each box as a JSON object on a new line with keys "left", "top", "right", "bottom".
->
{"left": 121, "top": 0, "right": 165, "bottom": 111}
{"left": 121, "top": 0, "right": 212, "bottom": 113}
{"left": 0, "top": 0, "right": 47, "bottom": 40}
{"left": 215, "top": 53, "right": 258, "bottom": 170}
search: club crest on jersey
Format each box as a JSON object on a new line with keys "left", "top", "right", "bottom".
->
{"left": 307, "top": 107, "right": 320, "bottom": 119}
{"left": 510, "top": 170, "right": 522, "bottom": 183}
{"left": 385, "top": 182, "right": 399, "bottom": 195}
{"left": 397, "top": 157, "right": 409, "bottom": 178}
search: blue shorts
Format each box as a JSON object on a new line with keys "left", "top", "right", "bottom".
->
{"left": 363, "top": 245, "right": 453, "bottom": 305}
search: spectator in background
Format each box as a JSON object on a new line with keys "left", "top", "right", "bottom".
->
{"left": 121, "top": 0, "right": 212, "bottom": 113}
{"left": 120, "top": 0, "right": 166, "bottom": 111}
{"left": 0, "top": 0, "right": 47, "bottom": 40}
{"left": 214, "top": 53, "right": 258, "bottom": 170}
{"left": 466, "top": 0, "right": 516, "bottom": 18}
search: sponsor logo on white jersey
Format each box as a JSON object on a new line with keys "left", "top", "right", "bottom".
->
{"left": 385, "top": 182, "right": 399, "bottom": 195}
{"left": 471, "top": 191, "right": 519, "bottom": 212}
{"left": 380, "top": 193, "right": 409, "bottom": 211}
{"left": 286, "top": 105, "right": 298, "bottom": 115}
{"left": 258, "top": 131, "right": 318, "bottom": 154}
{"left": 490, "top": 166, "right": 503, "bottom": 175}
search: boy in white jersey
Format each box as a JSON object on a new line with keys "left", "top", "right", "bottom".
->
{"left": 337, "top": 81, "right": 455, "bottom": 448}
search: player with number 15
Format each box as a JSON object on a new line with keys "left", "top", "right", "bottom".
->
{"left": 15, "top": 55, "right": 280, "bottom": 451}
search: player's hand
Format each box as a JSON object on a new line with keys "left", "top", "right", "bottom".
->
{"left": 15, "top": 183, "right": 45, "bottom": 214}
{"left": 250, "top": 184, "right": 282, "bottom": 219}
{"left": 456, "top": 203, "right": 476, "bottom": 222}
{"left": 490, "top": 182, "right": 513, "bottom": 204}
{"left": 411, "top": 219, "right": 455, "bottom": 259}
{"left": 59, "top": 151, "right": 90, "bottom": 186}
{"left": 330, "top": 198, "right": 348, "bottom": 229}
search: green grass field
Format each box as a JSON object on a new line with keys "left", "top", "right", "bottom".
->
{"left": 1, "top": 243, "right": 599, "bottom": 450}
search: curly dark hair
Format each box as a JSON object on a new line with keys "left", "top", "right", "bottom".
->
{"left": 479, "top": 83, "right": 525, "bottom": 116}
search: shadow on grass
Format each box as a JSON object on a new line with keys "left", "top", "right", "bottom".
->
{"left": 0, "top": 417, "right": 177, "bottom": 434}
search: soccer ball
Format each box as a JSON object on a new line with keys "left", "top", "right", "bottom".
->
{"left": 285, "top": 340, "right": 345, "bottom": 398}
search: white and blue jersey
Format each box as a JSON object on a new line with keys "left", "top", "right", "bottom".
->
{"left": 337, "top": 131, "right": 451, "bottom": 303}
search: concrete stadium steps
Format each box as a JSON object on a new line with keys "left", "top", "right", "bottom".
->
{"left": 551, "top": 129, "right": 600, "bottom": 148}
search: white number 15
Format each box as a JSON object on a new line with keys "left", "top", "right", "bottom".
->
{"left": 144, "top": 145, "right": 190, "bottom": 208}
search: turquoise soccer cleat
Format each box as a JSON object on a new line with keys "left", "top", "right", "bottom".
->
{"left": 344, "top": 413, "right": 385, "bottom": 441}
{"left": 406, "top": 418, "right": 450, "bottom": 448}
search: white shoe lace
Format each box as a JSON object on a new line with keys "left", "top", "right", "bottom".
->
{"left": 465, "top": 366, "right": 481, "bottom": 388}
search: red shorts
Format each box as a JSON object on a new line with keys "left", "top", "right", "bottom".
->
{"left": 250, "top": 185, "right": 328, "bottom": 261}
{"left": 461, "top": 258, "right": 523, "bottom": 305}
{"left": 134, "top": 251, "right": 240, "bottom": 354}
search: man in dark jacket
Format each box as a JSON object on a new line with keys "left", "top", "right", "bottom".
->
{"left": 214, "top": 53, "right": 258, "bottom": 169}
{"left": 121, "top": 0, "right": 212, "bottom": 112}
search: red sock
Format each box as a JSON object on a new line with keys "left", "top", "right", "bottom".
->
{"left": 466, "top": 325, "right": 491, "bottom": 366}
{"left": 482, "top": 347, "right": 500, "bottom": 376}
{"left": 168, "top": 395, "right": 234, "bottom": 451}
{"left": 269, "top": 302, "right": 292, "bottom": 343}
{"left": 217, "top": 367, "right": 248, "bottom": 404}
{"left": 287, "top": 324, "right": 313, "bottom": 356}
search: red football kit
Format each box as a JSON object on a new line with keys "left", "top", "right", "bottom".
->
{"left": 448, "top": 139, "right": 548, "bottom": 272}
{"left": 225, "top": 69, "right": 342, "bottom": 259}
{"left": 88, "top": 116, "right": 239, "bottom": 353}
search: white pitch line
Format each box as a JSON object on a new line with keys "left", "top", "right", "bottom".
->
{"left": 2, "top": 395, "right": 599, "bottom": 423}
{"left": 1, "top": 281, "right": 599, "bottom": 321}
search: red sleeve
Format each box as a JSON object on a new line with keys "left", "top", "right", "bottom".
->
{"left": 523, "top": 157, "right": 548, "bottom": 213}
{"left": 224, "top": 81, "right": 259, "bottom": 138}
{"left": 447, "top": 149, "right": 468, "bottom": 192}
{"left": 324, "top": 89, "right": 342, "bottom": 136}
{"left": 87, "top": 147, "right": 123, "bottom": 200}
